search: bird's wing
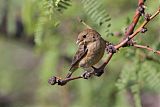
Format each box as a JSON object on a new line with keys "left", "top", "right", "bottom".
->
{"left": 69, "top": 45, "right": 88, "bottom": 71}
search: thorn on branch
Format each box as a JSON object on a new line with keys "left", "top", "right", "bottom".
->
{"left": 141, "top": 27, "right": 147, "bottom": 33}
{"left": 127, "top": 36, "right": 131, "bottom": 41}
{"left": 126, "top": 37, "right": 134, "bottom": 46}
{"left": 138, "top": 4, "right": 145, "bottom": 16}
{"left": 153, "top": 50, "right": 157, "bottom": 53}
{"left": 144, "top": 14, "right": 151, "bottom": 21}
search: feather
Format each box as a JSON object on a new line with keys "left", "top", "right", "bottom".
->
{"left": 69, "top": 45, "right": 88, "bottom": 71}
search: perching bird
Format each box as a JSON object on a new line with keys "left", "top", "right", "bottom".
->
{"left": 69, "top": 29, "right": 107, "bottom": 76}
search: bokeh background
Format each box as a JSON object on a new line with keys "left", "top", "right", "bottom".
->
{"left": 0, "top": 0, "right": 160, "bottom": 107}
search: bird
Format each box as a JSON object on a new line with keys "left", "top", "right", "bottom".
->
{"left": 68, "top": 28, "right": 107, "bottom": 78}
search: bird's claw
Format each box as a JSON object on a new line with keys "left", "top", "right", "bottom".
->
{"left": 81, "top": 71, "right": 92, "bottom": 79}
{"left": 92, "top": 66, "right": 104, "bottom": 77}
{"left": 94, "top": 69, "right": 104, "bottom": 77}
{"left": 48, "top": 76, "right": 67, "bottom": 86}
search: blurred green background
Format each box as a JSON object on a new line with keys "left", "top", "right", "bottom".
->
{"left": 0, "top": 0, "right": 160, "bottom": 107}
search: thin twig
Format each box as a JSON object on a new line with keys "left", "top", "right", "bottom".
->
{"left": 133, "top": 44, "right": 160, "bottom": 55}
{"left": 77, "top": 17, "right": 92, "bottom": 29}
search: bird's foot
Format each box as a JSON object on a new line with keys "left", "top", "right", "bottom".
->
{"left": 81, "top": 71, "right": 93, "bottom": 79}
{"left": 48, "top": 76, "right": 67, "bottom": 86}
{"left": 92, "top": 66, "right": 104, "bottom": 77}
{"left": 106, "top": 43, "right": 116, "bottom": 53}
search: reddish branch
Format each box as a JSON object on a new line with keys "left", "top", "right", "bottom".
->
{"left": 100, "top": 0, "right": 146, "bottom": 69}
{"left": 101, "top": 4, "right": 160, "bottom": 70}
{"left": 133, "top": 44, "right": 160, "bottom": 55}
{"left": 125, "top": 0, "right": 144, "bottom": 37}
{"left": 115, "top": 9, "right": 160, "bottom": 49}
{"left": 100, "top": 53, "right": 113, "bottom": 69}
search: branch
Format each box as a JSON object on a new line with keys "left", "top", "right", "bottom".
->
{"left": 115, "top": 8, "right": 160, "bottom": 49}
{"left": 100, "top": 53, "right": 113, "bottom": 69}
{"left": 99, "top": 7, "right": 160, "bottom": 76}
{"left": 133, "top": 44, "right": 160, "bottom": 55}
{"left": 101, "top": 0, "right": 146, "bottom": 70}
{"left": 125, "top": 0, "right": 145, "bottom": 37}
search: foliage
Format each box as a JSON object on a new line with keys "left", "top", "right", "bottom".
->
{"left": 81, "top": 0, "right": 112, "bottom": 36}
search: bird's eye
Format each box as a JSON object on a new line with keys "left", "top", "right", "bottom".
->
{"left": 83, "top": 35, "right": 86, "bottom": 38}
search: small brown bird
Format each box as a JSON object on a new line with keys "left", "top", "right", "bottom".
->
{"left": 69, "top": 29, "right": 107, "bottom": 77}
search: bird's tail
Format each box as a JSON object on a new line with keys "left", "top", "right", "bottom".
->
{"left": 66, "top": 67, "right": 78, "bottom": 78}
{"left": 69, "top": 66, "right": 78, "bottom": 72}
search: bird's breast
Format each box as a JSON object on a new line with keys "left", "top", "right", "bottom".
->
{"left": 79, "top": 39, "right": 106, "bottom": 68}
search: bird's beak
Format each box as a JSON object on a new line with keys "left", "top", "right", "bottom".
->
{"left": 76, "top": 40, "right": 85, "bottom": 46}
{"left": 76, "top": 40, "right": 83, "bottom": 46}
{"left": 76, "top": 40, "right": 80, "bottom": 45}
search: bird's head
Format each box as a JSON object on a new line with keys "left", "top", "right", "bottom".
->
{"left": 76, "top": 29, "right": 101, "bottom": 46}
